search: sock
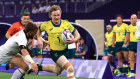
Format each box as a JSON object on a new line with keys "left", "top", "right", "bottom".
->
{"left": 20, "top": 74, "right": 25, "bottom": 79}
{"left": 110, "top": 62, "right": 117, "bottom": 69}
{"left": 11, "top": 68, "right": 25, "bottom": 79}
{"left": 38, "top": 65, "right": 43, "bottom": 71}
{"left": 119, "top": 68, "right": 123, "bottom": 73}
{"left": 134, "top": 63, "right": 136, "bottom": 73}
{"left": 131, "top": 69, "right": 135, "bottom": 73}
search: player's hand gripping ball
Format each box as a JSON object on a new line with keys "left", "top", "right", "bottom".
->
{"left": 61, "top": 29, "right": 73, "bottom": 43}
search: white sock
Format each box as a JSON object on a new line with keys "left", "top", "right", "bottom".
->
{"left": 11, "top": 68, "right": 25, "bottom": 79}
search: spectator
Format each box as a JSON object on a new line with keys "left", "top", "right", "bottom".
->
{"left": 29, "top": 35, "right": 43, "bottom": 58}
{"left": 24, "top": 8, "right": 30, "bottom": 14}
{"left": 38, "top": 3, "right": 45, "bottom": 13}
{"left": 77, "top": 38, "right": 88, "bottom": 59}
{"left": 20, "top": 6, "right": 26, "bottom": 15}
{"left": 32, "top": 6, "right": 38, "bottom": 14}
{"left": 44, "top": 2, "right": 51, "bottom": 13}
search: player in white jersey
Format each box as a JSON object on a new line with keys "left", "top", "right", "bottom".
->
{"left": 0, "top": 22, "right": 38, "bottom": 79}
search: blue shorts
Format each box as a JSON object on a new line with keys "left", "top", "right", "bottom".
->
{"left": 129, "top": 42, "right": 137, "bottom": 53}
{"left": 107, "top": 46, "right": 116, "bottom": 56}
{"left": 115, "top": 42, "right": 129, "bottom": 52}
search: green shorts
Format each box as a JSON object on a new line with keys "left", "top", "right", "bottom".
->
{"left": 129, "top": 42, "right": 137, "bottom": 53}
{"left": 107, "top": 46, "right": 116, "bottom": 56}
{"left": 115, "top": 42, "right": 129, "bottom": 52}
{"left": 50, "top": 48, "right": 68, "bottom": 62}
{"left": 68, "top": 48, "right": 77, "bottom": 58}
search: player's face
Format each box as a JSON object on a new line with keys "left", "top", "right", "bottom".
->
{"left": 27, "top": 29, "right": 37, "bottom": 39}
{"left": 21, "top": 16, "right": 30, "bottom": 26}
{"left": 107, "top": 27, "right": 111, "bottom": 32}
{"left": 80, "top": 39, "right": 85, "bottom": 45}
{"left": 51, "top": 10, "right": 61, "bottom": 24}
{"left": 130, "top": 15, "right": 137, "bottom": 25}
{"left": 116, "top": 17, "right": 123, "bottom": 24}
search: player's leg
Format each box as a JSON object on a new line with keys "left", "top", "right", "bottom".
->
{"left": 28, "top": 63, "right": 63, "bottom": 75}
{"left": 128, "top": 42, "right": 137, "bottom": 77}
{"left": 56, "top": 55, "right": 75, "bottom": 79}
{"left": 116, "top": 51, "right": 123, "bottom": 76}
{"left": 128, "top": 51, "right": 135, "bottom": 77}
{"left": 123, "top": 51, "right": 129, "bottom": 65}
{"left": 107, "top": 46, "right": 117, "bottom": 70}
{"left": 10, "top": 54, "right": 29, "bottom": 79}
{"left": 108, "top": 55, "right": 117, "bottom": 69}
{"left": 42, "top": 64, "right": 63, "bottom": 75}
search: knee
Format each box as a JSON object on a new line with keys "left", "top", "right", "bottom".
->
{"left": 67, "top": 66, "right": 74, "bottom": 73}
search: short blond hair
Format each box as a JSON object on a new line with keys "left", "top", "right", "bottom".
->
{"left": 48, "top": 5, "right": 62, "bottom": 18}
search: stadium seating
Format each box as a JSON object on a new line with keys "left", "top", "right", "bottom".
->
{"left": 0, "top": 0, "right": 100, "bottom": 18}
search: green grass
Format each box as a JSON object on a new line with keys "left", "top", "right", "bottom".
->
{"left": 0, "top": 72, "right": 92, "bottom": 79}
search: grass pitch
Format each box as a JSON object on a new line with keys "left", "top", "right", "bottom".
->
{"left": 0, "top": 72, "right": 92, "bottom": 79}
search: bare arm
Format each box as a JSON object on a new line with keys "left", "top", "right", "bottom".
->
{"left": 78, "top": 51, "right": 86, "bottom": 56}
{"left": 112, "top": 32, "right": 116, "bottom": 47}
{"left": 123, "top": 33, "right": 130, "bottom": 46}
{"left": 73, "top": 30, "right": 80, "bottom": 42}
{"left": 21, "top": 48, "right": 38, "bottom": 73}
{"left": 105, "top": 38, "right": 108, "bottom": 47}
{"left": 5, "top": 32, "right": 11, "bottom": 39}
{"left": 26, "top": 39, "right": 32, "bottom": 47}
{"left": 37, "top": 29, "right": 43, "bottom": 49}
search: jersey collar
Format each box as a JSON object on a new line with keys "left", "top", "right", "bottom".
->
{"left": 117, "top": 23, "right": 122, "bottom": 27}
{"left": 132, "top": 24, "right": 136, "bottom": 26}
{"left": 51, "top": 20, "right": 61, "bottom": 27}
{"left": 108, "top": 30, "right": 112, "bottom": 34}
{"left": 20, "top": 21, "right": 25, "bottom": 27}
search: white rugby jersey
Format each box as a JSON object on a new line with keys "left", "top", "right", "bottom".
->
{"left": 0, "top": 30, "right": 27, "bottom": 56}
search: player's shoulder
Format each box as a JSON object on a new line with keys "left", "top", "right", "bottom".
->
{"left": 105, "top": 32, "right": 108, "bottom": 35}
{"left": 11, "top": 22, "right": 20, "bottom": 27}
{"left": 128, "top": 24, "right": 132, "bottom": 27}
{"left": 41, "top": 20, "right": 51, "bottom": 26}
{"left": 122, "top": 23, "right": 128, "bottom": 26}
{"left": 12, "top": 22, "right": 21, "bottom": 26}
{"left": 113, "top": 24, "right": 117, "bottom": 28}
{"left": 61, "top": 19, "right": 71, "bottom": 24}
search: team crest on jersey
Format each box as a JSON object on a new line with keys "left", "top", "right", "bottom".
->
{"left": 49, "top": 28, "right": 53, "bottom": 31}
{"left": 61, "top": 27, "right": 65, "bottom": 30}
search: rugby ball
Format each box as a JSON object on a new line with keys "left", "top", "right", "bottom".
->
{"left": 61, "top": 29, "right": 72, "bottom": 43}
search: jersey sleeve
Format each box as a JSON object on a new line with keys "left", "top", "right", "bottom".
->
{"left": 113, "top": 26, "right": 116, "bottom": 33}
{"left": 7, "top": 24, "right": 16, "bottom": 35}
{"left": 67, "top": 21, "right": 76, "bottom": 34}
{"left": 125, "top": 24, "right": 130, "bottom": 33}
{"left": 105, "top": 33, "right": 107, "bottom": 38}
{"left": 40, "top": 22, "right": 47, "bottom": 32}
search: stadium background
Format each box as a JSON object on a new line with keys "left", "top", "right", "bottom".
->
{"left": 0, "top": 0, "right": 140, "bottom": 79}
